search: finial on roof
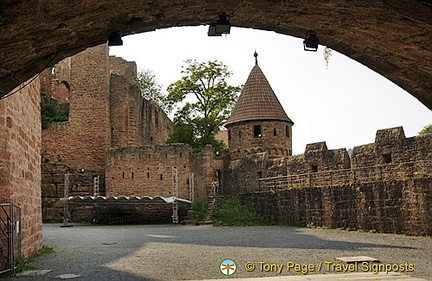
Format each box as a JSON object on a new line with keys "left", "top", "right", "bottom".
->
{"left": 254, "top": 51, "right": 258, "bottom": 66}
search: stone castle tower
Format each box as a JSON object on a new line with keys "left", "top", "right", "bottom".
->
{"left": 225, "top": 53, "right": 294, "bottom": 160}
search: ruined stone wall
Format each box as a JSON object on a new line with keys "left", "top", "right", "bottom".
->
{"left": 238, "top": 177, "right": 432, "bottom": 236}
{"left": 226, "top": 126, "right": 432, "bottom": 196}
{"left": 106, "top": 144, "right": 213, "bottom": 199}
{"left": 223, "top": 153, "right": 288, "bottom": 194}
{"left": 42, "top": 164, "right": 105, "bottom": 221}
{"left": 0, "top": 79, "right": 42, "bottom": 257}
{"left": 63, "top": 202, "right": 191, "bottom": 224}
{"left": 109, "top": 57, "right": 172, "bottom": 148}
{"left": 227, "top": 120, "right": 292, "bottom": 160}
{"left": 287, "top": 142, "right": 351, "bottom": 175}
{"left": 42, "top": 44, "right": 110, "bottom": 172}
{"left": 352, "top": 127, "right": 432, "bottom": 167}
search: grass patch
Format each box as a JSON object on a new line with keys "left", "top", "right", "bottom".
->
{"left": 213, "top": 196, "right": 274, "bottom": 226}
{"left": 189, "top": 198, "right": 208, "bottom": 221}
{"left": 15, "top": 245, "right": 54, "bottom": 274}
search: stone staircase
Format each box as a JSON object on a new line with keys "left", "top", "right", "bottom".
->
{"left": 198, "top": 195, "right": 217, "bottom": 225}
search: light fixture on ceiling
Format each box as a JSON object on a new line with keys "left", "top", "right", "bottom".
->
{"left": 303, "top": 31, "right": 319, "bottom": 52}
{"left": 108, "top": 32, "right": 123, "bottom": 46}
{"left": 208, "top": 13, "right": 231, "bottom": 36}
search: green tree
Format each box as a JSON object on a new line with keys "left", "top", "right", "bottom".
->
{"left": 165, "top": 60, "right": 241, "bottom": 152}
{"left": 137, "top": 69, "right": 169, "bottom": 112}
{"left": 419, "top": 124, "right": 432, "bottom": 135}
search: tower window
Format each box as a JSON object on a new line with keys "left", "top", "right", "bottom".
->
{"left": 286, "top": 126, "right": 290, "bottom": 137}
{"left": 228, "top": 130, "right": 231, "bottom": 141}
{"left": 383, "top": 154, "right": 392, "bottom": 163}
{"left": 311, "top": 165, "right": 318, "bottom": 173}
{"left": 239, "top": 130, "right": 242, "bottom": 139}
{"left": 273, "top": 128, "right": 277, "bottom": 136}
{"left": 254, "top": 125, "right": 262, "bottom": 138}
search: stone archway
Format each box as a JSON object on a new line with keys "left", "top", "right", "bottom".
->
{"left": 0, "top": 0, "right": 431, "bottom": 108}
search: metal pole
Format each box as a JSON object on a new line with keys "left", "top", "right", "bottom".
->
{"left": 172, "top": 167, "right": 179, "bottom": 224}
{"left": 62, "top": 172, "right": 70, "bottom": 227}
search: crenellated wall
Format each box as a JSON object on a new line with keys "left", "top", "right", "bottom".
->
{"left": 233, "top": 127, "right": 432, "bottom": 235}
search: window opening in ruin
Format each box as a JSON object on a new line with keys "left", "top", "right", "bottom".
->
{"left": 274, "top": 128, "right": 277, "bottom": 136}
{"left": 254, "top": 125, "right": 262, "bottom": 138}
{"left": 383, "top": 153, "right": 392, "bottom": 163}
{"left": 122, "top": 172, "right": 125, "bottom": 179}
{"left": 228, "top": 130, "right": 231, "bottom": 140}
{"left": 165, "top": 153, "right": 168, "bottom": 158}
{"left": 239, "top": 130, "right": 242, "bottom": 139}
{"left": 131, "top": 172, "right": 134, "bottom": 179}
{"left": 311, "top": 165, "right": 318, "bottom": 173}
{"left": 180, "top": 152, "right": 182, "bottom": 157}
{"left": 147, "top": 172, "right": 150, "bottom": 178}
{"left": 160, "top": 174, "right": 163, "bottom": 180}
{"left": 257, "top": 171, "right": 263, "bottom": 178}
{"left": 286, "top": 126, "right": 290, "bottom": 137}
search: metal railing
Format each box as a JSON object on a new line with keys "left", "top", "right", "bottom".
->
{"left": 256, "top": 160, "right": 432, "bottom": 192}
{"left": 0, "top": 204, "right": 22, "bottom": 275}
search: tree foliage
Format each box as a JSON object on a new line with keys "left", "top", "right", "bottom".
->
{"left": 41, "top": 100, "right": 69, "bottom": 129}
{"left": 137, "top": 69, "right": 169, "bottom": 112}
{"left": 165, "top": 60, "right": 241, "bottom": 152}
{"left": 419, "top": 124, "right": 432, "bottom": 135}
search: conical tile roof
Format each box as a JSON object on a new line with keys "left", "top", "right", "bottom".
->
{"left": 225, "top": 65, "right": 293, "bottom": 126}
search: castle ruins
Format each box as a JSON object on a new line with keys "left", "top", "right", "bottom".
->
{"left": 0, "top": 43, "right": 431, "bottom": 265}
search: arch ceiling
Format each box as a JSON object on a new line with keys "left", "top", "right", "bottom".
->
{"left": 0, "top": 0, "right": 431, "bottom": 108}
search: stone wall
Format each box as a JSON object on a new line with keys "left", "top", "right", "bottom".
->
{"left": 106, "top": 144, "right": 214, "bottom": 199}
{"left": 42, "top": 44, "right": 110, "bottom": 173}
{"left": 238, "top": 177, "right": 432, "bottom": 236}
{"left": 352, "top": 126, "right": 432, "bottom": 167}
{"left": 287, "top": 142, "right": 351, "bottom": 174}
{"left": 109, "top": 57, "right": 172, "bottom": 148}
{"left": 0, "top": 79, "right": 42, "bottom": 257}
{"left": 41, "top": 46, "right": 173, "bottom": 221}
{"left": 227, "top": 120, "right": 292, "bottom": 160}
{"left": 42, "top": 164, "right": 105, "bottom": 221}
{"left": 223, "top": 153, "right": 288, "bottom": 194}
{"left": 63, "top": 202, "right": 191, "bottom": 224}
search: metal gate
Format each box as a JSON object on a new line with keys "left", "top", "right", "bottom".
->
{"left": 0, "top": 204, "right": 22, "bottom": 275}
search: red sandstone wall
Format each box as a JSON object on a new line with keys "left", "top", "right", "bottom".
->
{"left": 286, "top": 141, "right": 351, "bottom": 175}
{"left": 106, "top": 144, "right": 212, "bottom": 199}
{"left": 109, "top": 56, "right": 172, "bottom": 148}
{"left": 0, "top": 79, "right": 42, "bottom": 257}
{"left": 238, "top": 178, "right": 432, "bottom": 236}
{"left": 42, "top": 45, "right": 110, "bottom": 172}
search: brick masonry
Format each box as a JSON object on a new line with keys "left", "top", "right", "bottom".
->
{"left": 0, "top": 79, "right": 42, "bottom": 257}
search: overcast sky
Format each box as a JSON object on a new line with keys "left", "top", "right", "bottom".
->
{"left": 109, "top": 26, "right": 432, "bottom": 155}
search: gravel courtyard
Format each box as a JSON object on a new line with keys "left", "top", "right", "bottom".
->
{"left": 5, "top": 223, "right": 432, "bottom": 280}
